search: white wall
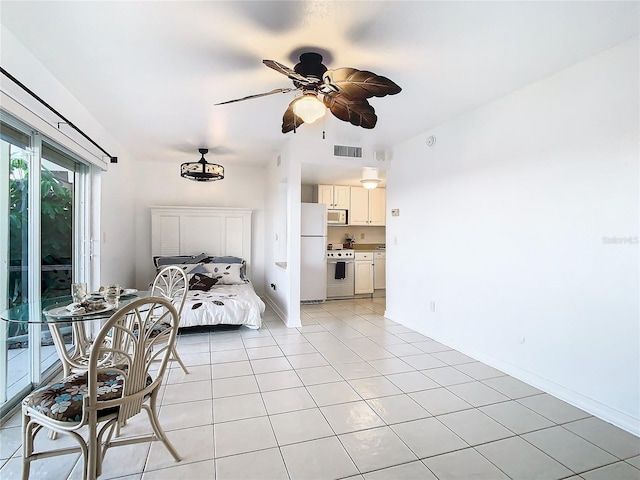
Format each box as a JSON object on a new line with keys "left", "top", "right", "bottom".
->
{"left": 263, "top": 149, "right": 291, "bottom": 321}
{"left": 0, "top": 26, "right": 138, "bottom": 292}
{"left": 386, "top": 38, "right": 639, "bottom": 434}
{"left": 100, "top": 159, "right": 137, "bottom": 289}
{"left": 130, "top": 158, "right": 267, "bottom": 293}
{"left": 262, "top": 143, "right": 305, "bottom": 326}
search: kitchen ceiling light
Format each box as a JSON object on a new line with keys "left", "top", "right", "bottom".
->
{"left": 361, "top": 178, "right": 381, "bottom": 189}
{"left": 180, "top": 148, "right": 224, "bottom": 182}
{"left": 292, "top": 93, "right": 326, "bottom": 123}
{"left": 360, "top": 167, "right": 381, "bottom": 189}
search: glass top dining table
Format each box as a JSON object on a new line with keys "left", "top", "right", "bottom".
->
{"left": 1, "top": 291, "right": 151, "bottom": 378}
{"left": 0, "top": 291, "right": 150, "bottom": 325}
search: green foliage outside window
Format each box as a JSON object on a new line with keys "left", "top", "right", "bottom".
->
{"left": 9, "top": 153, "right": 73, "bottom": 308}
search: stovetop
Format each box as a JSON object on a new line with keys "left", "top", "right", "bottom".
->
{"left": 326, "top": 250, "right": 355, "bottom": 259}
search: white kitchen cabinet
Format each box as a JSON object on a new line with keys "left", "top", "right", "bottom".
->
{"left": 317, "top": 184, "right": 350, "bottom": 209}
{"left": 354, "top": 251, "right": 374, "bottom": 294}
{"left": 368, "top": 188, "right": 386, "bottom": 225}
{"left": 349, "top": 186, "right": 386, "bottom": 226}
{"left": 374, "top": 251, "right": 386, "bottom": 290}
{"left": 317, "top": 185, "right": 333, "bottom": 206}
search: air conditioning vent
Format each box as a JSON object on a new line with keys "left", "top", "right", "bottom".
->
{"left": 334, "top": 145, "right": 362, "bottom": 158}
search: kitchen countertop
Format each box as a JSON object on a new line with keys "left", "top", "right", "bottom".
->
{"left": 350, "top": 244, "right": 385, "bottom": 251}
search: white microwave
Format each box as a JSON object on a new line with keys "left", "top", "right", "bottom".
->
{"left": 327, "top": 209, "right": 347, "bottom": 225}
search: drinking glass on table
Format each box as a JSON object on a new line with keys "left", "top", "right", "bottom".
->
{"left": 103, "top": 284, "right": 121, "bottom": 308}
{"left": 71, "top": 282, "right": 87, "bottom": 304}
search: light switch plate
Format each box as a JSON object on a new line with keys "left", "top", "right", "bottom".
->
{"left": 391, "top": 209, "right": 400, "bottom": 216}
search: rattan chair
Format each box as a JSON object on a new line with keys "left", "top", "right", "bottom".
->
{"left": 21, "top": 296, "right": 182, "bottom": 480}
{"left": 151, "top": 265, "right": 189, "bottom": 374}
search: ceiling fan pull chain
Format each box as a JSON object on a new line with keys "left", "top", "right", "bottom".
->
{"left": 322, "top": 113, "right": 327, "bottom": 140}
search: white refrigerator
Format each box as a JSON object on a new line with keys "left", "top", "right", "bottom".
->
{"left": 300, "top": 203, "right": 327, "bottom": 302}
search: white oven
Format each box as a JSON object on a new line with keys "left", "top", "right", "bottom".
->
{"left": 326, "top": 250, "right": 355, "bottom": 298}
{"left": 327, "top": 209, "right": 347, "bottom": 225}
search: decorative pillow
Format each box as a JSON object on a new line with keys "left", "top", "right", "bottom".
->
{"left": 210, "top": 256, "right": 247, "bottom": 278}
{"left": 157, "top": 262, "right": 207, "bottom": 276}
{"left": 203, "top": 263, "right": 245, "bottom": 285}
{"left": 185, "top": 263, "right": 209, "bottom": 274}
{"left": 210, "top": 256, "right": 244, "bottom": 264}
{"left": 154, "top": 253, "right": 209, "bottom": 268}
{"left": 188, "top": 273, "right": 217, "bottom": 291}
{"left": 189, "top": 253, "right": 212, "bottom": 263}
{"left": 154, "top": 255, "right": 187, "bottom": 268}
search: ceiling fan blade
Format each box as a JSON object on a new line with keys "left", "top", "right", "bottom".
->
{"left": 263, "top": 59, "right": 320, "bottom": 86}
{"left": 281, "top": 98, "right": 305, "bottom": 134}
{"left": 215, "top": 87, "right": 296, "bottom": 106}
{"left": 321, "top": 68, "right": 401, "bottom": 99}
{"left": 323, "top": 94, "right": 377, "bottom": 129}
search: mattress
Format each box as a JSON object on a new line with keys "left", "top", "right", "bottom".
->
{"left": 179, "top": 281, "right": 265, "bottom": 330}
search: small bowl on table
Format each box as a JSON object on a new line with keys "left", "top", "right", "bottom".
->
{"left": 83, "top": 298, "right": 107, "bottom": 312}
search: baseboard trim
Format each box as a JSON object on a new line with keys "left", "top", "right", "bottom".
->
{"left": 262, "top": 295, "right": 299, "bottom": 328}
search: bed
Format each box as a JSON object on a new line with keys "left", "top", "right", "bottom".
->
{"left": 150, "top": 207, "right": 265, "bottom": 329}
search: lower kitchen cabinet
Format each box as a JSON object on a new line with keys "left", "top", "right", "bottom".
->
{"left": 354, "top": 252, "right": 374, "bottom": 294}
{"left": 374, "top": 251, "right": 386, "bottom": 289}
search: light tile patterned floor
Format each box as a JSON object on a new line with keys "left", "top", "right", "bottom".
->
{"left": 1, "top": 298, "right": 639, "bottom": 479}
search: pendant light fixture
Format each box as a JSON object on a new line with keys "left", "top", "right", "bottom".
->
{"left": 180, "top": 148, "right": 225, "bottom": 182}
{"left": 360, "top": 167, "right": 381, "bottom": 190}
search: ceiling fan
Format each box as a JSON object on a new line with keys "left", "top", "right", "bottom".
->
{"left": 215, "top": 52, "right": 402, "bottom": 133}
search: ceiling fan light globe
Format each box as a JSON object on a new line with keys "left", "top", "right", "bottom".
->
{"left": 293, "top": 95, "right": 326, "bottom": 123}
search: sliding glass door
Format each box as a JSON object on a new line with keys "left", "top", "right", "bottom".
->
{"left": 1, "top": 121, "right": 31, "bottom": 407}
{"left": 1, "top": 115, "right": 92, "bottom": 415}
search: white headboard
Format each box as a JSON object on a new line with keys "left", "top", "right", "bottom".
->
{"left": 150, "top": 206, "right": 252, "bottom": 274}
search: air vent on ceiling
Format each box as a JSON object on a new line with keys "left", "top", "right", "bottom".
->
{"left": 334, "top": 145, "right": 362, "bottom": 158}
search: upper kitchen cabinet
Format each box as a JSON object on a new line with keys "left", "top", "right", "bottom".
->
{"left": 316, "top": 185, "right": 351, "bottom": 209}
{"left": 350, "top": 187, "right": 386, "bottom": 226}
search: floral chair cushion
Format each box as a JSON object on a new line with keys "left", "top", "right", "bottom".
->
{"left": 149, "top": 321, "right": 171, "bottom": 338}
{"left": 24, "top": 370, "right": 152, "bottom": 424}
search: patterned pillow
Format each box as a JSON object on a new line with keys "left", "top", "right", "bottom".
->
{"left": 209, "top": 256, "right": 244, "bottom": 264}
{"left": 154, "top": 253, "right": 209, "bottom": 268}
{"left": 188, "top": 273, "right": 217, "bottom": 291}
{"left": 203, "top": 263, "right": 245, "bottom": 285}
{"left": 211, "top": 257, "right": 247, "bottom": 278}
{"left": 157, "top": 262, "right": 208, "bottom": 276}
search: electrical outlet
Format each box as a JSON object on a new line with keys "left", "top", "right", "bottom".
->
{"left": 360, "top": 233, "right": 365, "bottom": 239}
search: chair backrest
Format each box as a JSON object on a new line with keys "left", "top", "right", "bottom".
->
{"left": 87, "top": 296, "right": 179, "bottom": 423}
{"left": 151, "top": 265, "right": 188, "bottom": 316}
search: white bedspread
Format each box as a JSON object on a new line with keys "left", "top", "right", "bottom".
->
{"left": 179, "top": 282, "right": 265, "bottom": 330}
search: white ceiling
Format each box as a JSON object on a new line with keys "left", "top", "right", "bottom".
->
{"left": 1, "top": 1, "right": 638, "bottom": 185}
